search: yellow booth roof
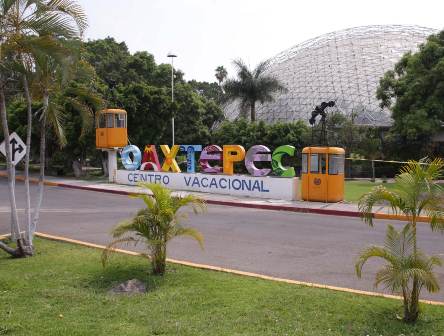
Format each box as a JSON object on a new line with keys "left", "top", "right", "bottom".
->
{"left": 99, "top": 109, "right": 127, "bottom": 114}
{"left": 302, "top": 146, "right": 345, "bottom": 154}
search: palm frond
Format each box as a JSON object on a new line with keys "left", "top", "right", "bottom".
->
{"left": 46, "top": 100, "right": 66, "bottom": 146}
{"left": 172, "top": 194, "right": 206, "bottom": 214}
{"left": 46, "top": 0, "right": 88, "bottom": 34}
{"left": 358, "top": 185, "right": 402, "bottom": 226}
{"left": 355, "top": 245, "right": 397, "bottom": 278}
{"left": 111, "top": 219, "right": 138, "bottom": 238}
{"left": 223, "top": 58, "right": 287, "bottom": 120}
{"left": 356, "top": 224, "right": 441, "bottom": 295}
{"left": 172, "top": 226, "right": 204, "bottom": 249}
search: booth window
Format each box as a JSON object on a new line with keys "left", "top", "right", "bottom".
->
{"left": 106, "top": 114, "right": 114, "bottom": 128}
{"left": 115, "top": 113, "right": 126, "bottom": 128}
{"left": 98, "top": 113, "right": 106, "bottom": 128}
{"left": 310, "top": 154, "right": 319, "bottom": 173}
{"left": 320, "top": 154, "right": 326, "bottom": 173}
{"left": 302, "top": 154, "right": 308, "bottom": 173}
{"left": 328, "top": 154, "right": 345, "bottom": 175}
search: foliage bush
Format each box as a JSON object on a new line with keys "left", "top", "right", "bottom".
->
{"left": 210, "top": 119, "right": 310, "bottom": 174}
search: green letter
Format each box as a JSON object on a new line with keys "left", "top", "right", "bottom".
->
{"left": 272, "top": 145, "right": 295, "bottom": 177}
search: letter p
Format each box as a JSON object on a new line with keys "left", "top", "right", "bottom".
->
{"left": 223, "top": 145, "right": 245, "bottom": 175}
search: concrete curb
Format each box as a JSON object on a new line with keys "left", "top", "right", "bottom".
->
{"left": 0, "top": 172, "right": 431, "bottom": 222}
{"left": 33, "top": 232, "right": 444, "bottom": 306}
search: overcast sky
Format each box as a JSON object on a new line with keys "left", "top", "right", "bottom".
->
{"left": 78, "top": 0, "right": 444, "bottom": 83}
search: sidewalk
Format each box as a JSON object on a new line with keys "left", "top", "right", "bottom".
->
{"left": 0, "top": 171, "right": 430, "bottom": 222}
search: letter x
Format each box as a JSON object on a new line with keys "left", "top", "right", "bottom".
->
{"left": 160, "top": 145, "right": 181, "bottom": 173}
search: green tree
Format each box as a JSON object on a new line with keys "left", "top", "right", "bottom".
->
{"left": 83, "top": 37, "right": 132, "bottom": 88}
{"left": 31, "top": 43, "right": 102, "bottom": 252}
{"left": 115, "top": 83, "right": 171, "bottom": 145}
{"left": 83, "top": 37, "right": 221, "bottom": 149}
{"left": 44, "top": 59, "right": 104, "bottom": 174}
{"left": 212, "top": 119, "right": 308, "bottom": 151}
{"left": 377, "top": 30, "right": 444, "bottom": 158}
{"left": 0, "top": 0, "right": 87, "bottom": 257}
{"left": 102, "top": 183, "right": 206, "bottom": 275}
{"left": 173, "top": 83, "right": 223, "bottom": 144}
{"left": 188, "top": 79, "right": 223, "bottom": 102}
{"left": 224, "top": 59, "right": 287, "bottom": 122}
{"left": 357, "top": 158, "right": 444, "bottom": 322}
{"left": 114, "top": 82, "right": 223, "bottom": 149}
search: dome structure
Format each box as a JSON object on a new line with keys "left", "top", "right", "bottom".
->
{"left": 224, "top": 25, "right": 438, "bottom": 126}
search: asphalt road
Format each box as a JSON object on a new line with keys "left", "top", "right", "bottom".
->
{"left": 1, "top": 180, "right": 443, "bottom": 301}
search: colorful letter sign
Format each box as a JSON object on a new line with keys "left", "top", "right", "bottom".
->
{"left": 119, "top": 143, "right": 297, "bottom": 177}
{"left": 199, "top": 145, "right": 223, "bottom": 174}
{"left": 180, "top": 145, "right": 202, "bottom": 173}
{"left": 245, "top": 145, "right": 272, "bottom": 176}
{"left": 271, "top": 145, "right": 296, "bottom": 177}
{"left": 120, "top": 145, "right": 141, "bottom": 171}
{"left": 160, "top": 145, "right": 181, "bottom": 173}
{"left": 140, "top": 145, "right": 161, "bottom": 171}
{"left": 223, "top": 145, "right": 245, "bottom": 175}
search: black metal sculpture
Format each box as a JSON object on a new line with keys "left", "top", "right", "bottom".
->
{"left": 309, "top": 101, "right": 335, "bottom": 145}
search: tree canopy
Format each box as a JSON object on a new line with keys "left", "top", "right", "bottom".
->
{"left": 377, "top": 30, "right": 444, "bottom": 157}
{"left": 224, "top": 59, "right": 287, "bottom": 122}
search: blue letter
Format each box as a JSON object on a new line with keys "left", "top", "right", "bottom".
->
{"left": 180, "top": 145, "right": 202, "bottom": 173}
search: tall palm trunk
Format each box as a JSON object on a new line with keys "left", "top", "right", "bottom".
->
{"left": 408, "top": 215, "right": 419, "bottom": 322}
{"left": 32, "top": 92, "right": 48, "bottom": 234}
{"left": 23, "top": 75, "right": 33, "bottom": 244}
{"left": 0, "top": 83, "right": 25, "bottom": 256}
{"left": 250, "top": 102, "right": 256, "bottom": 122}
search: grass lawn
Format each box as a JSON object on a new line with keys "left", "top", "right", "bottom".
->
{"left": 1, "top": 239, "right": 443, "bottom": 335}
{"left": 345, "top": 181, "right": 397, "bottom": 202}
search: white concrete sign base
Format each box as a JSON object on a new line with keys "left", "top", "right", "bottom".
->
{"left": 116, "top": 170, "right": 299, "bottom": 201}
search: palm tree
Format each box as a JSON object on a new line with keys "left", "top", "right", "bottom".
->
{"left": 357, "top": 158, "right": 444, "bottom": 322}
{"left": 102, "top": 183, "right": 206, "bottom": 275}
{"left": 30, "top": 47, "right": 103, "bottom": 238}
{"left": 215, "top": 65, "right": 227, "bottom": 86}
{"left": 223, "top": 59, "right": 286, "bottom": 122}
{"left": 0, "top": 0, "right": 87, "bottom": 257}
{"left": 356, "top": 224, "right": 441, "bottom": 322}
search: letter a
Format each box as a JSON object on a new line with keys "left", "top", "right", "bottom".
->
{"left": 140, "top": 145, "right": 161, "bottom": 171}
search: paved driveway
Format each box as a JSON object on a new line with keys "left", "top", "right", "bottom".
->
{"left": 1, "top": 180, "right": 443, "bottom": 301}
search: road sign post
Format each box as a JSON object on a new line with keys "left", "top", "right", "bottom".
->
{"left": 0, "top": 132, "right": 27, "bottom": 166}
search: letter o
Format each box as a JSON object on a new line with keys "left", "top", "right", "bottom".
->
{"left": 232, "top": 179, "right": 241, "bottom": 190}
{"left": 121, "top": 145, "right": 142, "bottom": 171}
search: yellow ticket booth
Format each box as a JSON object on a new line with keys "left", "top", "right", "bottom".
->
{"left": 301, "top": 147, "right": 345, "bottom": 202}
{"left": 96, "top": 109, "right": 128, "bottom": 149}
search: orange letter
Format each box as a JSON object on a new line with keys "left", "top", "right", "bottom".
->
{"left": 223, "top": 145, "right": 245, "bottom": 175}
{"left": 160, "top": 145, "right": 181, "bottom": 173}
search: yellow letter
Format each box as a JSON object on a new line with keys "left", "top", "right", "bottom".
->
{"left": 160, "top": 145, "right": 181, "bottom": 173}
{"left": 223, "top": 145, "right": 245, "bottom": 175}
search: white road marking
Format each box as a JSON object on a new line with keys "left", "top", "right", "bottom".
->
{"left": 0, "top": 207, "right": 135, "bottom": 214}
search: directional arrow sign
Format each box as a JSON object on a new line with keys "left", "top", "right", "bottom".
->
{"left": 0, "top": 132, "right": 27, "bottom": 166}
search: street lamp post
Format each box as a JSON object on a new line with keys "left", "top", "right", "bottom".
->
{"left": 167, "top": 52, "right": 177, "bottom": 145}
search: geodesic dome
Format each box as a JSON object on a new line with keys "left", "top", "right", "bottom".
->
{"left": 224, "top": 25, "right": 438, "bottom": 126}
